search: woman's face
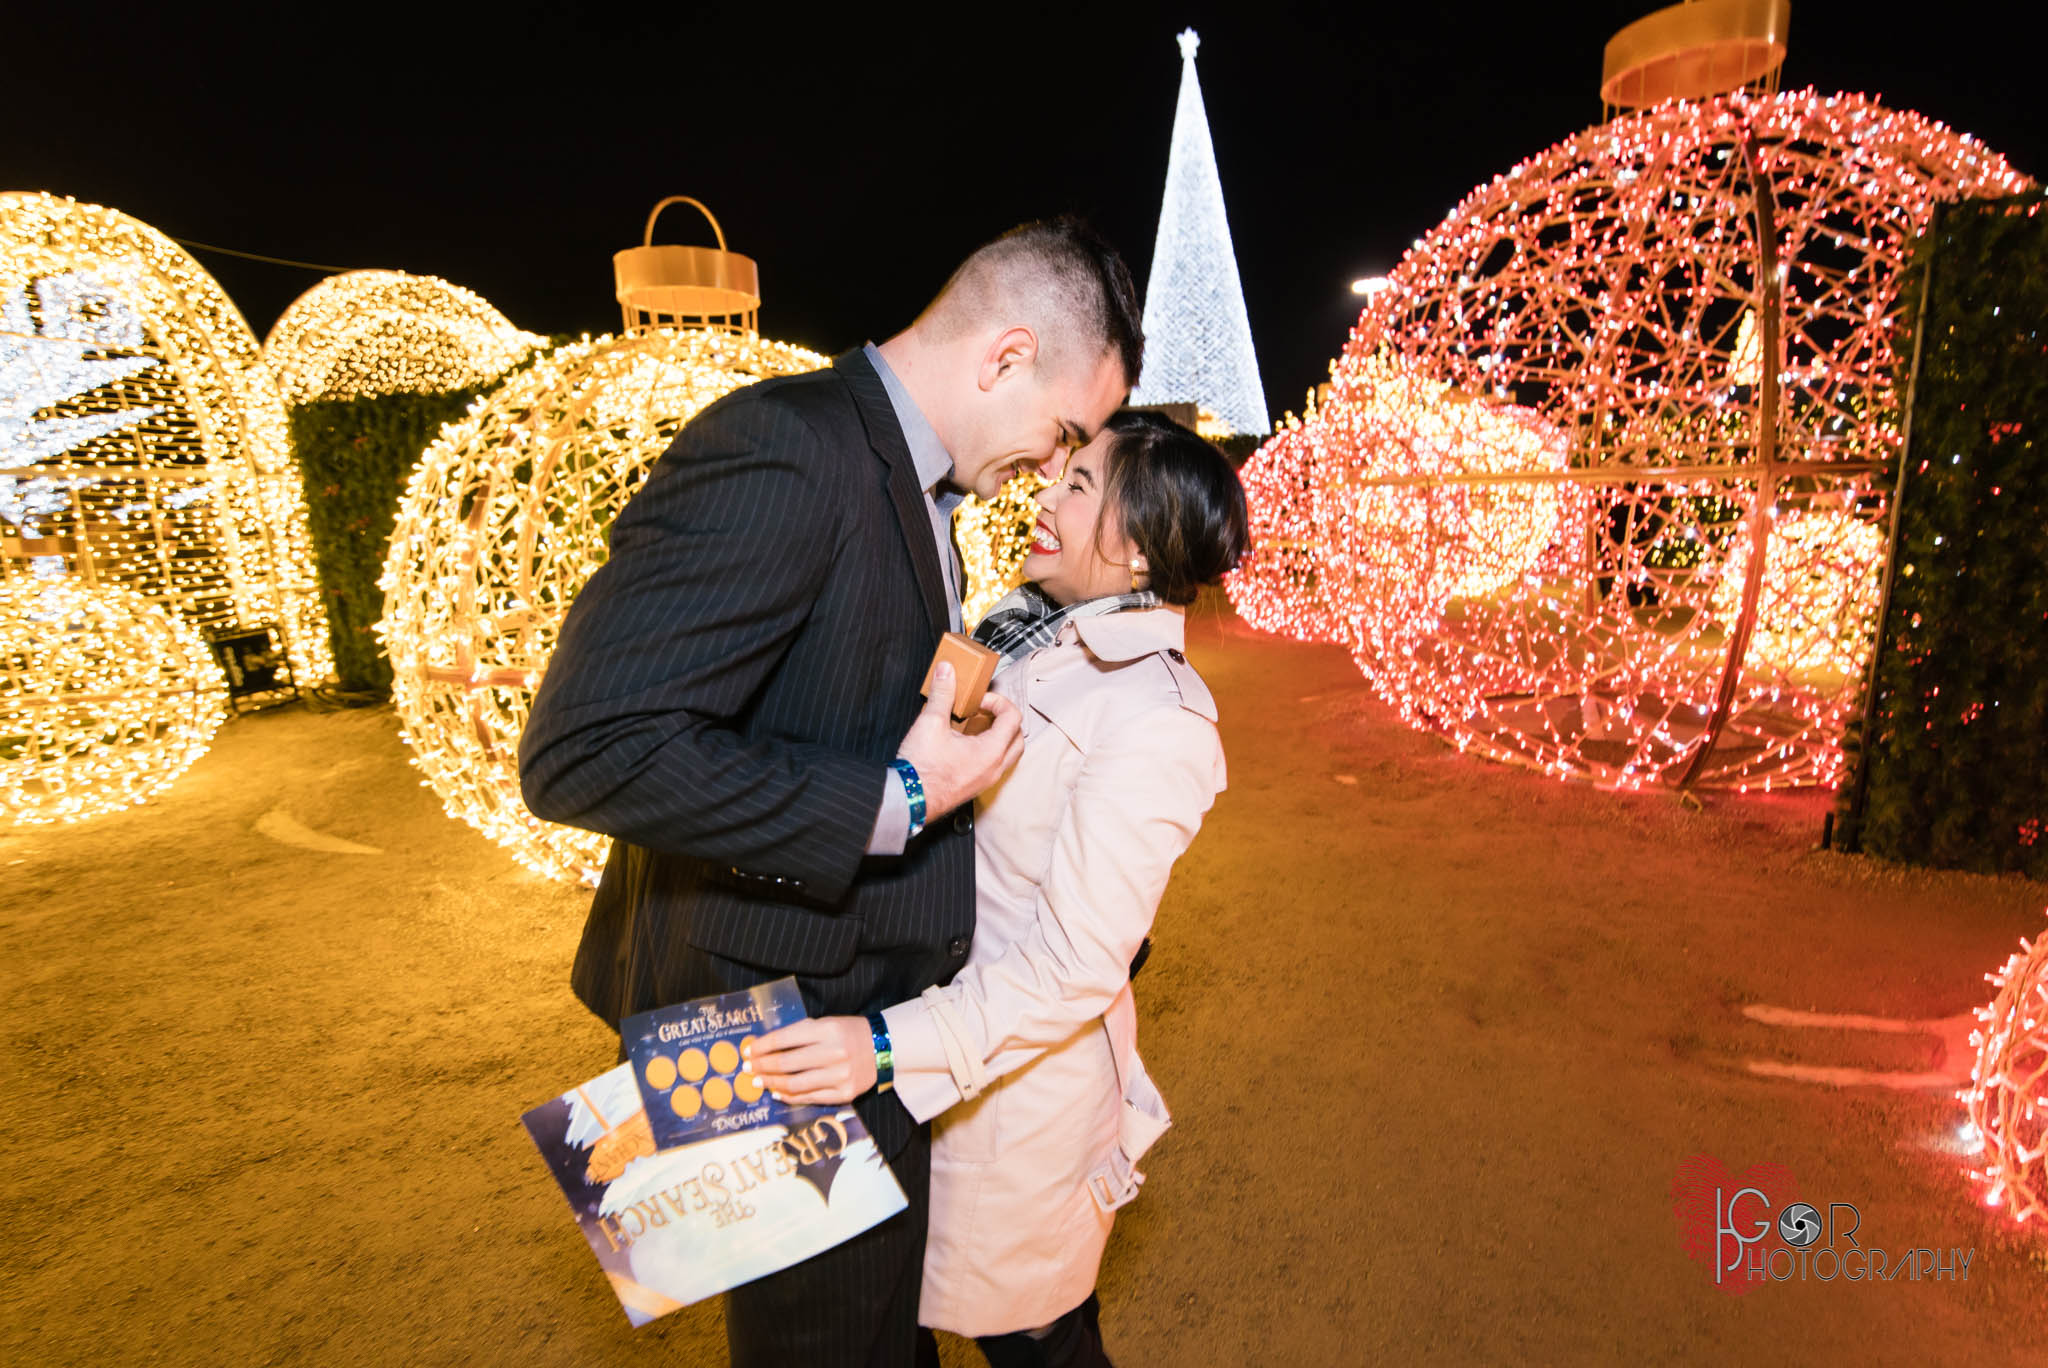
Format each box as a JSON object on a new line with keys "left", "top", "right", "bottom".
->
{"left": 1022, "top": 433, "right": 1140, "bottom": 606}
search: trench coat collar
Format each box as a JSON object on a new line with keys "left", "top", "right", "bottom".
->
{"left": 1067, "top": 604, "right": 1186, "bottom": 662}
{"left": 833, "top": 347, "right": 950, "bottom": 634}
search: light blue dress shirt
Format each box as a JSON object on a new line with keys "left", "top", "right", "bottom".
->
{"left": 865, "top": 343, "right": 964, "bottom": 854}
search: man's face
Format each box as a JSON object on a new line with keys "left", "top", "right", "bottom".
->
{"left": 950, "top": 343, "right": 1127, "bottom": 500}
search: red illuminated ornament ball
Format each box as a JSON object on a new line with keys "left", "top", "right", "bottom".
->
{"left": 1230, "top": 89, "right": 2028, "bottom": 790}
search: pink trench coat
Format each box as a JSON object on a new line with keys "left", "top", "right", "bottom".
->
{"left": 880, "top": 605, "right": 1227, "bottom": 1337}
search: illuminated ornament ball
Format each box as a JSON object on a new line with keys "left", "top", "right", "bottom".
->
{"left": 956, "top": 471, "right": 1050, "bottom": 626}
{"left": 378, "top": 328, "right": 827, "bottom": 884}
{"left": 1230, "top": 90, "right": 2029, "bottom": 791}
{"left": 0, "top": 580, "right": 227, "bottom": 824}
{"left": 262, "top": 269, "right": 542, "bottom": 405}
{"left": 0, "top": 192, "right": 332, "bottom": 683}
{"left": 1229, "top": 410, "right": 1349, "bottom": 644}
{"left": 1708, "top": 507, "right": 1886, "bottom": 679}
{"left": 1962, "top": 917, "right": 2048, "bottom": 1228}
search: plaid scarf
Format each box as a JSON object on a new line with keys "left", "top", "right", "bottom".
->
{"left": 971, "top": 583, "right": 1162, "bottom": 662}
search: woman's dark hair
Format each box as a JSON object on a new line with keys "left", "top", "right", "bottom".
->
{"left": 1094, "top": 410, "right": 1251, "bottom": 606}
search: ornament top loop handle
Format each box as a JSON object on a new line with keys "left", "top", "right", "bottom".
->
{"left": 642, "top": 196, "right": 729, "bottom": 252}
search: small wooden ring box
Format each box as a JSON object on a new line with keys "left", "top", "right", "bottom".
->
{"left": 921, "top": 632, "right": 1000, "bottom": 729}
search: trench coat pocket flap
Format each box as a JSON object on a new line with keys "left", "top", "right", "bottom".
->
{"left": 1024, "top": 673, "right": 1096, "bottom": 752}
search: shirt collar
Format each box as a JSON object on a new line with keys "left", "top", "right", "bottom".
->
{"left": 864, "top": 342, "right": 957, "bottom": 504}
{"left": 1069, "top": 604, "right": 1187, "bottom": 662}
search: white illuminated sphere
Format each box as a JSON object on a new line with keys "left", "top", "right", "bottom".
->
{"left": 378, "top": 329, "right": 827, "bottom": 884}
{"left": 263, "top": 269, "right": 541, "bottom": 404}
{"left": 0, "top": 193, "right": 331, "bottom": 682}
{"left": 0, "top": 580, "right": 227, "bottom": 824}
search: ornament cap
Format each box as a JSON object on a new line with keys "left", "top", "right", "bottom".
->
{"left": 1601, "top": 0, "right": 1789, "bottom": 109}
{"left": 613, "top": 196, "right": 760, "bottom": 332}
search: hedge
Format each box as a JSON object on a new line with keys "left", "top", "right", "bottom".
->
{"left": 1840, "top": 193, "right": 2048, "bottom": 877}
{"left": 290, "top": 388, "right": 485, "bottom": 692}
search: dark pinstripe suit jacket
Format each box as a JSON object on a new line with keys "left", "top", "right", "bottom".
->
{"left": 518, "top": 348, "right": 975, "bottom": 1158}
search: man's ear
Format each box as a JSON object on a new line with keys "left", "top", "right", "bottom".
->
{"left": 977, "top": 325, "right": 1039, "bottom": 391}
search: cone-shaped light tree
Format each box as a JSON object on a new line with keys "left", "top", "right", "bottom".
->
{"left": 1130, "top": 29, "right": 1269, "bottom": 437}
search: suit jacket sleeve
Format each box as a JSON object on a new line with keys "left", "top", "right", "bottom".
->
{"left": 518, "top": 391, "right": 884, "bottom": 905}
{"left": 881, "top": 707, "right": 1223, "bottom": 1122}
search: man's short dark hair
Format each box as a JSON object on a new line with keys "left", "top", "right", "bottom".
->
{"left": 930, "top": 216, "right": 1145, "bottom": 387}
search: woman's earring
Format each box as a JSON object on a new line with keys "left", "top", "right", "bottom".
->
{"left": 1129, "top": 554, "right": 1149, "bottom": 592}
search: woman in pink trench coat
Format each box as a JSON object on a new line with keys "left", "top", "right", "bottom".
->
{"left": 754, "top": 411, "right": 1249, "bottom": 1367}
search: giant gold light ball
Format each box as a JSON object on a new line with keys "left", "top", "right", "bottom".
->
{"left": 1335, "top": 355, "right": 1568, "bottom": 602}
{"left": 0, "top": 192, "right": 331, "bottom": 683}
{"left": 956, "top": 471, "right": 1050, "bottom": 627}
{"left": 0, "top": 580, "right": 228, "bottom": 824}
{"left": 1708, "top": 507, "right": 1887, "bottom": 681}
{"left": 1232, "top": 90, "right": 2028, "bottom": 791}
{"left": 263, "top": 269, "right": 541, "bottom": 405}
{"left": 378, "top": 329, "right": 827, "bottom": 885}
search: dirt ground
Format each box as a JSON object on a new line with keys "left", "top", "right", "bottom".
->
{"left": 6, "top": 600, "right": 2047, "bottom": 1367}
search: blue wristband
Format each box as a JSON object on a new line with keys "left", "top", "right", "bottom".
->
{"left": 867, "top": 1011, "right": 895, "bottom": 1093}
{"left": 889, "top": 757, "right": 927, "bottom": 840}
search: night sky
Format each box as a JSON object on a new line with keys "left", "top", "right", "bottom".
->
{"left": 9, "top": 2, "right": 2042, "bottom": 423}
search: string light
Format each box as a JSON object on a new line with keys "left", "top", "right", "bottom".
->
{"left": 0, "top": 193, "right": 333, "bottom": 684}
{"left": 0, "top": 580, "right": 227, "bottom": 824}
{"left": 1230, "top": 90, "right": 2028, "bottom": 790}
{"left": 1962, "top": 916, "right": 2048, "bottom": 1227}
{"left": 262, "top": 269, "right": 542, "bottom": 405}
{"left": 377, "top": 328, "right": 827, "bottom": 885}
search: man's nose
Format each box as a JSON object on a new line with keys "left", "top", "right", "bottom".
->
{"left": 1039, "top": 444, "right": 1071, "bottom": 481}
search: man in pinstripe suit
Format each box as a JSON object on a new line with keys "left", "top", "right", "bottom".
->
{"left": 520, "top": 218, "right": 1143, "bottom": 1366}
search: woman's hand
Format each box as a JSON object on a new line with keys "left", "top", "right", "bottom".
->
{"left": 747, "top": 1016, "right": 878, "bottom": 1105}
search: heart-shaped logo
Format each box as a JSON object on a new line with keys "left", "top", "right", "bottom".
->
{"left": 1672, "top": 1154, "right": 1801, "bottom": 1296}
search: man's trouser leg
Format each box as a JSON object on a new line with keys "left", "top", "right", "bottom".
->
{"left": 724, "top": 1121, "right": 931, "bottom": 1368}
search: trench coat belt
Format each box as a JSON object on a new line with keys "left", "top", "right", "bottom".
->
{"left": 923, "top": 985, "right": 989, "bottom": 1102}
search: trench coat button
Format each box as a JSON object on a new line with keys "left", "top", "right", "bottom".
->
{"left": 1166, "top": 648, "right": 1185, "bottom": 662}
{"left": 947, "top": 936, "right": 970, "bottom": 959}
{"left": 952, "top": 809, "right": 973, "bottom": 835}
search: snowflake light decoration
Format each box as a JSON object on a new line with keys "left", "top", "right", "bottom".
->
{"left": 0, "top": 193, "right": 331, "bottom": 682}
{"left": 378, "top": 329, "right": 826, "bottom": 884}
{"left": 1231, "top": 90, "right": 2029, "bottom": 790}
{"left": 0, "top": 579, "right": 227, "bottom": 823}
{"left": 262, "top": 269, "right": 541, "bottom": 405}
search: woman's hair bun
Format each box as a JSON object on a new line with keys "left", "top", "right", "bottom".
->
{"left": 1098, "top": 410, "right": 1251, "bottom": 606}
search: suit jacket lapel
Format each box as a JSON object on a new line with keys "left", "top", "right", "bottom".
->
{"left": 834, "top": 348, "right": 950, "bottom": 635}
